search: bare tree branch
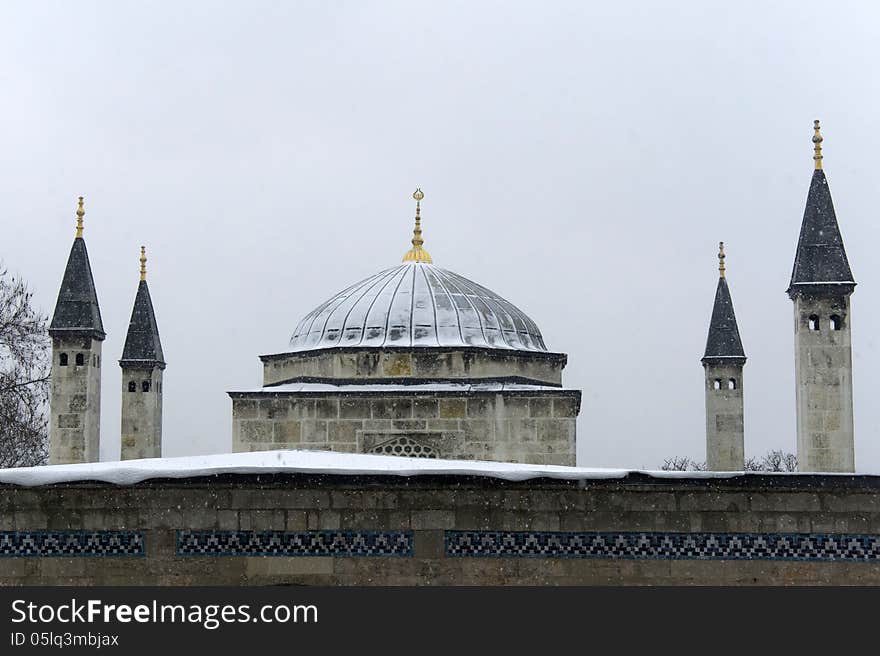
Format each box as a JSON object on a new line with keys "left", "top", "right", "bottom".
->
{"left": 0, "top": 265, "right": 49, "bottom": 468}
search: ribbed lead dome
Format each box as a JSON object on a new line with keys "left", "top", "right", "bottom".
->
{"left": 289, "top": 262, "right": 547, "bottom": 352}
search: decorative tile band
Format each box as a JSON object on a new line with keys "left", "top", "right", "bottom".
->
{"left": 177, "top": 530, "right": 413, "bottom": 557}
{"left": 444, "top": 531, "right": 880, "bottom": 562}
{"left": 0, "top": 531, "right": 145, "bottom": 557}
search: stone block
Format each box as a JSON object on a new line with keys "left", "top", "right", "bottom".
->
{"left": 318, "top": 510, "right": 341, "bottom": 530}
{"left": 414, "top": 530, "right": 444, "bottom": 558}
{"left": 233, "top": 400, "right": 258, "bottom": 419}
{"left": 552, "top": 397, "right": 579, "bottom": 417}
{"left": 58, "top": 414, "right": 81, "bottom": 429}
{"left": 438, "top": 399, "right": 466, "bottom": 419}
{"left": 372, "top": 399, "right": 413, "bottom": 419}
{"left": 328, "top": 420, "right": 360, "bottom": 443}
{"left": 274, "top": 420, "right": 301, "bottom": 443}
{"left": 467, "top": 397, "right": 490, "bottom": 418}
{"left": 413, "top": 399, "right": 439, "bottom": 418}
{"left": 240, "top": 420, "right": 273, "bottom": 443}
{"left": 285, "top": 510, "right": 308, "bottom": 530}
{"left": 245, "top": 556, "right": 334, "bottom": 578}
{"left": 316, "top": 399, "right": 339, "bottom": 419}
{"left": 529, "top": 398, "right": 551, "bottom": 417}
{"left": 391, "top": 419, "right": 426, "bottom": 431}
{"left": 411, "top": 510, "right": 455, "bottom": 529}
{"left": 382, "top": 353, "right": 413, "bottom": 377}
{"left": 340, "top": 399, "right": 371, "bottom": 418}
{"left": 301, "top": 420, "right": 328, "bottom": 443}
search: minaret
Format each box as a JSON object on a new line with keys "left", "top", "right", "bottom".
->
{"left": 48, "top": 197, "right": 105, "bottom": 464}
{"left": 702, "top": 242, "right": 746, "bottom": 470}
{"left": 119, "top": 247, "right": 166, "bottom": 460}
{"left": 788, "top": 120, "right": 856, "bottom": 472}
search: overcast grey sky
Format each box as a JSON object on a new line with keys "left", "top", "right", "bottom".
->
{"left": 3, "top": 1, "right": 879, "bottom": 470}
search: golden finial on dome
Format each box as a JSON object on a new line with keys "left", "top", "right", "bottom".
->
{"left": 140, "top": 246, "right": 147, "bottom": 281}
{"left": 718, "top": 241, "right": 726, "bottom": 278}
{"left": 402, "top": 188, "right": 433, "bottom": 263}
{"left": 813, "top": 119, "right": 823, "bottom": 170}
{"left": 75, "top": 196, "right": 85, "bottom": 238}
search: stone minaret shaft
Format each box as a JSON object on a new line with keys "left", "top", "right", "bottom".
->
{"left": 49, "top": 197, "right": 106, "bottom": 464}
{"left": 702, "top": 242, "right": 746, "bottom": 471}
{"left": 788, "top": 121, "right": 856, "bottom": 472}
{"left": 119, "top": 247, "right": 166, "bottom": 460}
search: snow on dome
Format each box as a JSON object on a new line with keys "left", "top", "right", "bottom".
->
{"left": 289, "top": 262, "right": 548, "bottom": 352}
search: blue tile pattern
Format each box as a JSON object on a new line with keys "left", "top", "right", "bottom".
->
{"left": 0, "top": 531, "right": 144, "bottom": 557}
{"left": 177, "top": 530, "right": 413, "bottom": 557}
{"left": 445, "top": 531, "right": 880, "bottom": 562}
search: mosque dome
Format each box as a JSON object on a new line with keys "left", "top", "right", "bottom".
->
{"left": 288, "top": 189, "right": 547, "bottom": 354}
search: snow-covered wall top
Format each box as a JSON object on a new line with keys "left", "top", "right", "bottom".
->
{"left": 0, "top": 449, "right": 852, "bottom": 488}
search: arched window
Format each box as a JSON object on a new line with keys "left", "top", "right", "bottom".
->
{"left": 830, "top": 315, "right": 842, "bottom": 331}
{"left": 728, "top": 378, "right": 737, "bottom": 390}
{"left": 128, "top": 381, "right": 137, "bottom": 392}
{"left": 75, "top": 353, "right": 85, "bottom": 366}
{"left": 713, "top": 379, "right": 722, "bottom": 390}
{"left": 59, "top": 353, "right": 68, "bottom": 366}
{"left": 142, "top": 380, "right": 151, "bottom": 392}
{"left": 808, "top": 315, "right": 820, "bottom": 331}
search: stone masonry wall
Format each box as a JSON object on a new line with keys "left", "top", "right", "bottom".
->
{"left": 2, "top": 474, "right": 880, "bottom": 585}
{"left": 793, "top": 294, "right": 855, "bottom": 472}
{"left": 230, "top": 392, "right": 580, "bottom": 466}
{"left": 120, "top": 366, "right": 164, "bottom": 460}
{"left": 704, "top": 363, "right": 744, "bottom": 471}
{"left": 49, "top": 336, "right": 102, "bottom": 465}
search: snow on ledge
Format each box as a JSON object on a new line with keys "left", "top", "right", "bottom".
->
{"left": 0, "top": 449, "right": 770, "bottom": 487}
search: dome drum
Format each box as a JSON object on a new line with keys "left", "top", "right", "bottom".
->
{"left": 260, "top": 346, "right": 568, "bottom": 388}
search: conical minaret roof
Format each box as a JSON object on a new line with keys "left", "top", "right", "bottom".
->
{"left": 702, "top": 243, "right": 746, "bottom": 366}
{"left": 120, "top": 247, "right": 165, "bottom": 368}
{"left": 787, "top": 120, "right": 855, "bottom": 297}
{"left": 49, "top": 197, "right": 105, "bottom": 340}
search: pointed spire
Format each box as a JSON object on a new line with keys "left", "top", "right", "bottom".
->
{"left": 402, "top": 188, "right": 433, "bottom": 263}
{"left": 703, "top": 243, "right": 746, "bottom": 365}
{"left": 788, "top": 121, "right": 855, "bottom": 296}
{"left": 813, "top": 119, "right": 823, "bottom": 170}
{"left": 49, "top": 197, "right": 105, "bottom": 339}
{"left": 120, "top": 266, "right": 165, "bottom": 368}
{"left": 76, "top": 196, "right": 84, "bottom": 238}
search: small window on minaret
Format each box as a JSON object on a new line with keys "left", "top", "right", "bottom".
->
{"left": 128, "top": 381, "right": 137, "bottom": 393}
{"left": 713, "top": 379, "right": 722, "bottom": 390}
{"left": 59, "top": 353, "right": 68, "bottom": 366}
{"left": 728, "top": 378, "right": 737, "bottom": 390}
{"left": 142, "top": 380, "right": 151, "bottom": 392}
{"left": 75, "top": 353, "right": 85, "bottom": 366}
{"left": 808, "top": 315, "right": 820, "bottom": 331}
{"left": 830, "top": 315, "right": 842, "bottom": 331}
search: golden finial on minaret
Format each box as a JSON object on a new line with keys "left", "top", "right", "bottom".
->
{"left": 813, "top": 119, "right": 823, "bottom": 170}
{"left": 718, "top": 241, "right": 726, "bottom": 278}
{"left": 75, "top": 196, "right": 85, "bottom": 238}
{"left": 140, "top": 246, "right": 147, "bottom": 281}
{"left": 402, "top": 188, "right": 433, "bottom": 263}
